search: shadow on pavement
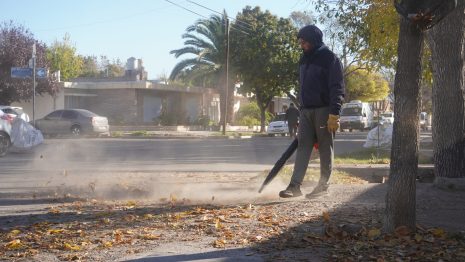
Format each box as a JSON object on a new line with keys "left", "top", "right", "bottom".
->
{"left": 125, "top": 247, "right": 262, "bottom": 262}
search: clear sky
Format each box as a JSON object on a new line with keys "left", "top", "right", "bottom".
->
{"left": 1, "top": 0, "right": 313, "bottom": 80}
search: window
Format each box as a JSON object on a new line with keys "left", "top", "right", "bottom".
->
{"left": 46, "top": 110, "right": 63, "bottom": 119}
{"left": 1, "top": 108, "right": 17, "bottom": 116}
{"left": 341, "top": 107, "right": 362, "bottom": 116}
{"left": 62, "top": 110, "right": 78, "bottom": 119}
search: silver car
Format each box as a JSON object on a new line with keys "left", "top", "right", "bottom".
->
{"left": 0, "top": 112, "right": 12, "bottom": 156}
{"left": 35, "top": 109, "right": 109, "bottom": 137}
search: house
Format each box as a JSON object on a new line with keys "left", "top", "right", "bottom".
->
{"left": 13, "top": 58, "right": 222, "bottom": 125}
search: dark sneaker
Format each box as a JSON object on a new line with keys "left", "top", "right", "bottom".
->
{"left": 305, "top": 184, "right": 329, "bottom": 199}
{"left": 279, "top": 184, "right": 303, "bottom": 198}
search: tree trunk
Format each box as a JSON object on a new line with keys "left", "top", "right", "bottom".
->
{"left": 227, "top": 82, "right": 235, "bottom": 124}
{"left": 384, "top": 18, "right": 424, "bottom": 233}
{"left": 259, "top": 106, "right": 266, "bottom": 133}
{"left": 429, "top": 1, "right": 465, "bottom": 188}
{"left": 219, "top": 80, "right": 235, "bottom": 126}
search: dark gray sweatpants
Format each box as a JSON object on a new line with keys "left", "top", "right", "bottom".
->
{"left": 290, "top": 107, "right": 334, "bottom": 186}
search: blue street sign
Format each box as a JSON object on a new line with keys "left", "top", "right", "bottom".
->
{"left": 11, "top": 67, "right": 32, "bottom": 78}
{"left": 10, "top": 67, "right": 48, "bottom": 79}
{"left": 36, "top": 68, "right": 48, "bottom": 78}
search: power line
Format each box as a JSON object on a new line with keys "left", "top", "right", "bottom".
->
{"left": 36, "top": 5, "right": 176, "bottom": 32}
{"left": 164, "top": 0, "right": 208, "bottom": 19}
{"left": 166, "top": 0, "right": 250, "bottom": 36}
{"left": 185, "top": 0, "right": 255, "bottom": 33}
{"left": 229, "top": 25, "right": 250, "bottom": 36}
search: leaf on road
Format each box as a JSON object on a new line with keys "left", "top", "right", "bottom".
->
{"left": 5, "top": 239, "right": 25, "bottom": 250}
{"left": 215, "top": 218, "right": 223, "bottom": 230}
{"left": 143, "top": 214, "right": 154, "bottom": 220}
{"left": 432, "top": 228, "right": 446, "bottom": 238}
{"left": 102, "top": 241, "right": 113, "bottom": 248}
{"left": 48, "top": 229, "right": 65, "bottom": 235}
{"left": 125, "top": 200, "right": 137, "bottom": 208}
{"left": 213, "top": 238, "right": 226, "bottom": 248}
{"left": 8, "top": 229, "right": 21, "bottom": 237}
{"left": 322, "top": 211, "right": 330, "bottom": 223}
{"left": 394, "top": 226, "right": 410, "bottom": 237}
{"left": 138, "top": 234, "right": 161, "bottom": 240}
{"left": 63, "top": 243, "right": 81, "bottom": 251}
{"left": 368, "top": 228, "right": 381, "bottom": 239}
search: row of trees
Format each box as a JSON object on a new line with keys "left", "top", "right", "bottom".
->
{"left": 0, "top": 21, "right": 125, "bottom": 105}
{"left": 169, "top": 6, "right": 391, "bottom": 132}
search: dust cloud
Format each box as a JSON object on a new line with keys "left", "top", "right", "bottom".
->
{"left": 22, "top": 139, "right": 287, "bottom": 205}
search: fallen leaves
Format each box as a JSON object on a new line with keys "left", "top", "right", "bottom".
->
{"left": 368, "top": 228, "right": 382, "bottom": 239}
{"left": 5, "top": 239, "right": 26, "bottom": 250}
{"left": 0, "top": 197, "right": 463, "bottom": 262}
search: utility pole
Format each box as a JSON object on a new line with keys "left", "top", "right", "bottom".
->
{"left": 32, "top": 43, "right": 36, "bottom": 125}
{"left": 222, "top": 18, "right": 230, "bottom": 135}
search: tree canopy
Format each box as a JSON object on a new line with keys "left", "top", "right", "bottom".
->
{"left": 169, "top": 11, "right": 234, "bottom": 124}
{"left": 0, "top": 21, "right": 57, "bottom": 105}
{"left": 231, "top": 6, "right": 300, "bottom": 131}
{"left": 46, "top": 34, "right": 83, "bottom": 81}
{"left": 345, "top": 67, "right": 390, "bottom": 102}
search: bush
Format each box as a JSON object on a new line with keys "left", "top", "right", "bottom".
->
{"left": 235, "top": 102, "right": 273, "bottom": 127}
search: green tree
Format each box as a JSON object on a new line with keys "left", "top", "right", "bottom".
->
{"left": 46, "top": 33, "right": 83, "bottom": 81}
{"left": 231, "top": 6, "right": 300, "bottom": 132}
{"left": 169, "top": 11, "right": 234, "bottom": 125}
{"left": 345, "top": 67, "right": 390, "bottom": 102}
{"left": 235, "top": 101, "right": 272, "bottom": 127}
{"left": 100, "top": 56, "right": 125, "bottom": 77}
{"left": 79, "top": 55, "right": 99, "bottom": 77}
{"left": 0, "top": 21, "right": 57, "bottom": 105}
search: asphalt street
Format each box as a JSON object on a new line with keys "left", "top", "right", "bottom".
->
{"left": 0, "top": 133, "right": 367, "bottom": 171}
{"left": 0, "top": 132, "right": 432, "bottom": 196}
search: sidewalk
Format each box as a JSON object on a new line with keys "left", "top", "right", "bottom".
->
{"left": 1, "top": 175, "right": 464, "bottom": 261}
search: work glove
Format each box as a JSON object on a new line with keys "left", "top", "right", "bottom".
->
{"left": 327, "top": 114, "right": 340, "bottom": 133}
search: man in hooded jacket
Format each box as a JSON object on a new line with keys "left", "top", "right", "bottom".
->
{"left": 279, "top": 25, "right": 345, "bottom": 198}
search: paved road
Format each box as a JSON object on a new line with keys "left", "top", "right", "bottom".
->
{"left": 0, "top": 134, "right": 367, "bottom": 171}
{"left": 0, "top": 132, "right": 432, "bottom": 196}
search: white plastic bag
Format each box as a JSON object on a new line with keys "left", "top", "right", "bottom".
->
{"left": 363, "top": 122, "right": 393, "bottom": 148}
{"left": 10, "top": 118, "right": 44, "bottom": 150}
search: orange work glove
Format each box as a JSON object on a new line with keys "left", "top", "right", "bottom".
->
{"left": 327, "top": 114, "right": 340, "bottom": 133}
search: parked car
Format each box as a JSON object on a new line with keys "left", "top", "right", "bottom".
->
{"left": 372, "top": 116, "right": 387, "bottom": 128}
{"left": 0, "top": 111, "right": 13, "bottom": 157}
{"left": 0, "top": 106, "right": 30, "bottom": 122}
{"left": 340, "top": 100, "right": 374, "bottom": 132}
{"left": 35, "top": 109, "right": 109, "bottom": 137}
{"left": 267, "top": 113, "right": 289, "bottom": 136}
{"left": 380, "top": 112, "right": 394, "bottom": 124}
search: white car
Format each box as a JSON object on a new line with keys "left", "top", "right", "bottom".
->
{"left": 0, "top": 106, "right": 30, "bottom": 122}
{"left": 380, "top": 112, "right": 394, "bottom": 124}
{"left": 267, "top": 113, "right": 289, "bottom": 136}
{"left": 0, "top": 111, "right": 13, "bottom": 157}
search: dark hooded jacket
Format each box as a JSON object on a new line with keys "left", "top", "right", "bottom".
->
{"left": 297, "top": 25, "right": 345, "bottom": 115}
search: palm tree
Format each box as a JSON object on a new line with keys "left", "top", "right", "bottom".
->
{"left": 170, "top": 11, "right": 234, "bottom": 125}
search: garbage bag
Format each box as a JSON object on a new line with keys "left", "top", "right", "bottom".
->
{"left": 10, "top": 118, "right": 44, "bottom": 150}
{"left": 363, "top": 122, "right": 393, "bottom": 148}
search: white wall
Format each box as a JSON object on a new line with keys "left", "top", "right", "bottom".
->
{"left": 11, "top": 91, "right": 64, "bottom": 120}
